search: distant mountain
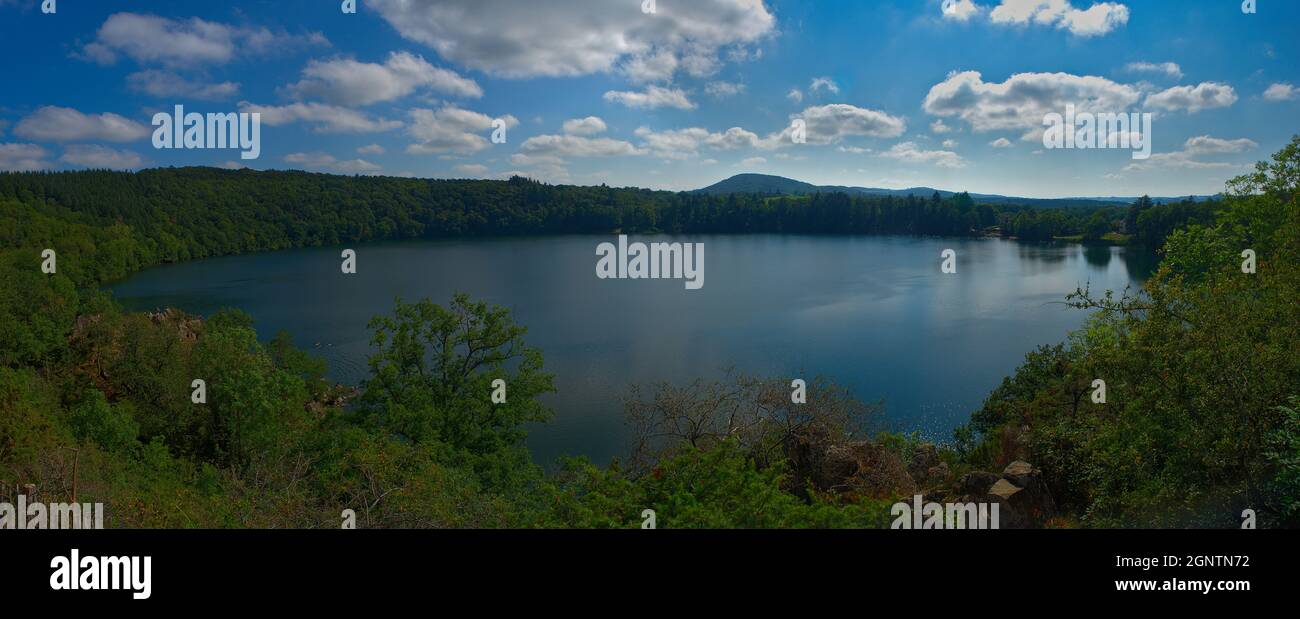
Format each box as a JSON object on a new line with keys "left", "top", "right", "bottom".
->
{"left": 693, "top": 173, "right": 1215, "bottom": 207}
{"left": 694, "top": 173, "right": 820, "bottom": 195}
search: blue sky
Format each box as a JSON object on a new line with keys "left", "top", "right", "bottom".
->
{"left": 0, "top": 0, "right": 1296, "bottom": 197}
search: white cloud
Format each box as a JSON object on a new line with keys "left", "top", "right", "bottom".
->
{"left": 517, "top": 134, "right": 643, "bottom": 159}
{"left": 0, "top": 143, "right": 53, "bottom": 171}
{"left": 80, "top": 12, "right": 326, "bottom": 67}
{"left": 1183, "top": 135, "right": 1258, "bottom": 155}
{"left": 880, "top": 141, "right": 966, "bottom": 168}
{"left": 740, "top": 156, "right": 767, "bottom": 166}
{"left": 810, "top": 77, "right": 840, "bottom": 95}
{"left": 1145, "top": 82, "right": 1238, "bottom": 113}
{"left": 923, "top": 70, "right": 1141, "bottom": 133}
{"left": 942, "top": 139, "right": 959, "bottom": 148}
{"left": 59, "top": 144, "right": 144, "bottom": 170}
{"left": 633, "top": 126, "right": 762, "bottom": 159}
{"left": 1124, "top": 135, "right": 1256, "bottom": 172}
{"left": 1124, "top": 61, "right": 1182, "bottom": 80}
{"left": 930, "top": 119, "right": 955, "bottom": 134}
{"left": 603, "top": 85, "right": 695, "bottom": 110}
{"left": 284, "top": 151, "right": 381, "bottom": 174}
{"left": 941, "top": 0, "right": 981, "bottom": 21}
{"left": 14, "top": 106, "right": 150, "bottom": 142}
{"left": 705, "top": 81, "right": 746, "bottom": 98}
{"left": 405, "top": 107, "right": 517, "bottom": 155}
{"left": 368, "top": 0, "right": 774, "bottom": 80}
{"left": 126, "top": 70, "right": 240, "bottom": 100}
{"left": 1263, "top": 82, "right": 1298, "bottom": 102}
{"left": 780, "top": 104, "right": 907, "bottom": 145}
{"left": 283, "top": 51, "right": 481, "bottom": 106}
{"left": 357, "top": 143, "right": 385, "bottom": 155}
{"left": 562, "top": 116, "right": 608, "bottom": 136}
{"left": 239, "top": 101, "right": 403, "bottom": 133}
{"left": 988, "top": 0, "right": 1128, "bottom": 37}
{"left": 620, "top": 48, "right": 679, "bottom": 83}
{"left": 787, "top": 88, "right": 804, "bottom": 103}
{"left": 989, "top": 137, "right": 1013, "bottom": 148}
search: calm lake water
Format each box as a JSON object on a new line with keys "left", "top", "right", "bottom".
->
{"left": 109, "top": 235, "right": 1155, "bottom": 466}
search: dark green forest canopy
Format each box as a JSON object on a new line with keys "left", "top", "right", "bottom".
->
{"left": 0, "top": 167, "right": 1210, "bottom": 285}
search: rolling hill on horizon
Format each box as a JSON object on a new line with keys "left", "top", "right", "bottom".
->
{"left": 694, "top": 173, "right": 1216, "bottom": 207}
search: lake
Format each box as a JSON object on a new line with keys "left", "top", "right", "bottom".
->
{"left": 109, "top": 235, "right": 1155, "bottom": 467}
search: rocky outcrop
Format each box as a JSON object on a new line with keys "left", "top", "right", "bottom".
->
{"left": 949, "top": 460, "right": 1056, "bottom": 528}
{"left": 787, "top": 431, "right": 916, "bottom": 499}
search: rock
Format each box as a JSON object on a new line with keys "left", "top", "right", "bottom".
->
{"left": 908, "top": 443, "right": 939, "bottom": 481}
{"left": 1002, "top": 460, "right": 1036, "bottom": 487}
{"left": 924, "top": 462, "right": 952, "bottom": 487}
{"left": 954, "top": 471, "right": 1000, "bottom": 496}
{"left": 997, "top": 461, "right": 1057, "bottom": 528}
{"left": 988, "top": 478, "right": 1022, "bottom": 500}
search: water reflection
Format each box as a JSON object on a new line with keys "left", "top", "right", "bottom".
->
{"left": 110, "top": 235, "right": 1147, "bottom": 466}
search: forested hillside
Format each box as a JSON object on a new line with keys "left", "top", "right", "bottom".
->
{"left": 1, "top": 139, "right": 1295, "bottom": 529}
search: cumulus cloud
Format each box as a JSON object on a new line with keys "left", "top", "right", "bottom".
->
{"left": 356, "top": 144, "right": 385, "bottom": 155}
{"left": 1124, "top": 61, "right": 1182, "bottom": 80}
{"left": 14, "top": 106, "right": 149, "bottom": 142}
{"left": 989, "top": 137, "right": 1013, "bottom": 148}
{"left": 562, "top": 117, "right": 608, "bottom": 136}
{"left": 923, "top": 70, "right": 1141, "bottom": 134}
{"left": 989, "top": 0, "right": 1129, "bottom": 37}
{"left": 621, "top": 48, "right": 679, "bottom": 83}
{"left": 1182, "top": 135, "right": 1258, "bottom": 155}
{"left": 930, "top": 119, "right": 955, "bottom": 134}
{"left": 367, "top": 0, "right": 774, "bottom": 79}
{"left": 740, "top": 156, "right": 767, "bottom": 166}
{"left": 1144, "top": 82, "right": 1237, "bottom": 113}
{"left": 1124, "top": 135, "right": 1256, "bottom": 172}
{"left": 404, "top": 106, "right": 517, "bottom": 155}
{"left": 283, "top": 51, "right": 481, "bottom": 106}
{"left": 787, "top": 88, "right": 804, "bottom": 103}
{"left": 0, "top": 143, "right": 53, "bottom": 171}
{"left": 778, "top": 104, "right": 906, "bottom": 145}
{"left": 1263, "top": 82, "right": 1298, "bottom": 102}
{"left": 516, "top": 134, "right": 643, "bottom": 159}
{"left": 126, "top": 70, "right": 240, "bottom": 100}
{"left": 59, "top": 144, "right": 144, "bottom": 170}
{"left": 603, "top": 86, "right": 696, "bottom": 110}
{"left": 880, "top": 141, "right": 966, "bottom": 168}
{"left": 79, "top": 12, "right": 327, "bottom": 67}
{"left": 987, "top": 0, "right": 1133, "bottom": 35}
{"left": 940, "top": 0, "right": 982, "bottom": 21}
{"left": 284, "top": 151, "right": 381, "bottom": 174}
{"left": 239, "top": 101, "right": 403, "bottom": 133}
{"left": 633, "top": 126, "right": 762, "bottom": 159}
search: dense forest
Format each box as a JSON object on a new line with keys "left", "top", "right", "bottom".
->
{"left": 0, "top": 139, "right": 1295, "bottom": 528}
{"left": 0, "top": 166, "right": 1209, "bottom": 286}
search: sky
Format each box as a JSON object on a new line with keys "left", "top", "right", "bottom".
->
{"left": 0, "top": 0, "right": 1296, "bottom": 198}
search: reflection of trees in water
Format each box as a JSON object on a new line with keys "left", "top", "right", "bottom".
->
{"left": 1015, "top": 241, "right": 1069, "bottom": 276}
{"left": 1121, "top": 246, "right": 1160, "bottom": 282}
{"left": 1083, "top": 244, "right": 1113, "bottom": 268}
